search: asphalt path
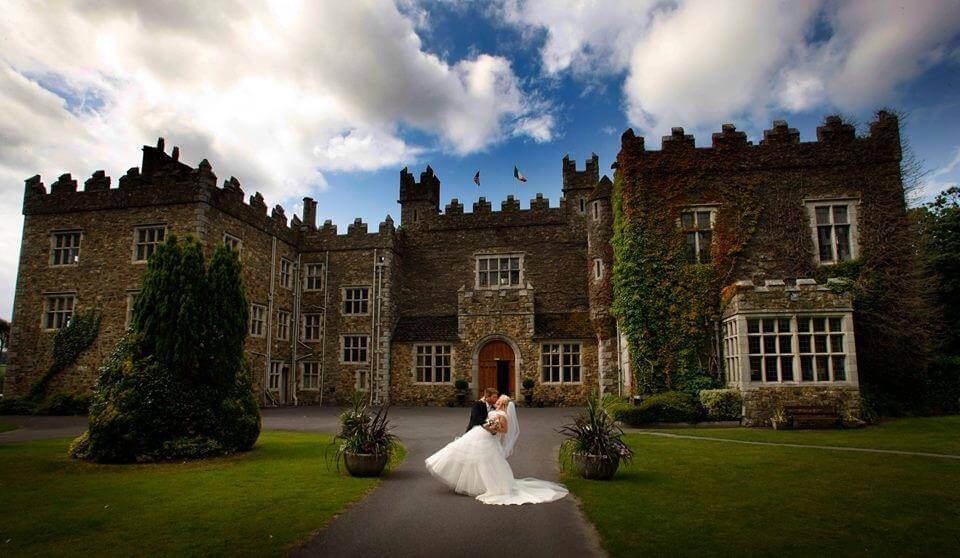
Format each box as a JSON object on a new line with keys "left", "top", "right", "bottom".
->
{"left": 289, "top": 406, "right": 605, "bottom": 558}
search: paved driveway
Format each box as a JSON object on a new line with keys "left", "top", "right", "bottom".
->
{"left": 290, "top": 406, "right": 605, "bottom": 558}
{"left": 1, "top": 406, "right": 605, "bottom": 557}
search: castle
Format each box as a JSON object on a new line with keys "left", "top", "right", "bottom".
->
{"left": 5, "top": 111, "right": 908, "bottom": 422}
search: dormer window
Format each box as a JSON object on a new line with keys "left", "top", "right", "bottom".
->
{"left": 476, "top": 254, "right": 523, "bottom": 289}
{"left": 680, "top": 207, "right": 716, "bottom": 263}
{"left": 805, "top": 199, "right": 858, "bottom": 264}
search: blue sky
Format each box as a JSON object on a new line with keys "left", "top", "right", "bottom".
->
{"left": 1, "top": 0, "right": 959, "bottom": 318}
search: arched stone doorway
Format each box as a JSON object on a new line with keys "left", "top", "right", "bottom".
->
{"left": 476, "top": 339, "right": 516, "bottom": 399}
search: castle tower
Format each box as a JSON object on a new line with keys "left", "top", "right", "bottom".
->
{"left": 398, "top": 166, "right": 440, "bottom": 228}
{"left": 562, "top": 153, "right": 599, "bottom": 215}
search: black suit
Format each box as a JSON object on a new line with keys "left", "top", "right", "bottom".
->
{"left": 466, "top": 401, "right": 491, "bottom": 433}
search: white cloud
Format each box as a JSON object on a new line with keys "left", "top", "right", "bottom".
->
{"left": 513, "top": 114, "right": 556, "bottom": 142}
{"left": 919, "top": 146, "right": 960, "bottom": 201}
{"left": 0, "top": 0, "right": 553, "bottom": 317}
{"left": 499, "top": 0, "right": 960, "bottom": 135}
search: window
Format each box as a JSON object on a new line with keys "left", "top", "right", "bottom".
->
{"left": 249, "top": 304, "right": 266, "bottom": 337}
{"left": 276, "top": 309, "right": 291, "bottom": 341}
{"left": 746, "top": 317, "right": 794, "bottom": 382}
{"left": 593, "top": 259, "right": 603, "bottom": 280}
{"left": 301, "top": 362, "right": 320, "bottom": 390}
{"left": 50, "top": 231, "right": 81, "bottom": 266}
{"left": 592, "top": 201, "right": 600, "bottom": 220}
{"left": 722, "top": 319, "right": 740, "bottom": 384}
{"left": 415, "top": 345, "right": 452, "bottom": 383}
{"left": 807, "top": 201, "right": 857, "bottom": 264}
{"left": 223, "top": 233, "right": 242, "bottom": 254}
{"left": 342, "top": 335, "right": 369, "bottom": 363}
{"left": 302, "top": 314, "right": 322, "bottom": 341}
{"left": 579, "top": 198, "right": 586, "bottom": 213}
{"left": 477, "top": 254, "right": 522, "bottom": 288}
{"left": 540, "top": 343, "right": 581, "bottom": 383}
{"left": 304, "top": 263, "right": 324, "bottom": 291}
{"left": 797, "top": 316, "right": 847, "bottom": 382}
{"left": 279, "top": 259, "right": 293, "bottom": 289}
{"left": 268, "top": 361, "right": 286, "bottom": 391}
{"left": 133, "top": 225, "right": 165, "bottom": 262}
{"left": 342, "top": 287, "right": 370, "bottom": 315}
{"left": 43, "top": 294, "right": 75, "bottom": 330}
{"left": 356, "top": 369, "right": 370, "bottom": 392}
{"left": 125, "top": 291, "right": 140, "bottom": 329}
{"left": 680, "top": 207, "right": 716, "bottom": 264}
{"left": 742, "top": 315, "right": 849, "bottom": 384}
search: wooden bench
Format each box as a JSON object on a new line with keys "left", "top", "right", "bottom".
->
{"left": 783, "top": 405, "right": 840, "bottom": 429}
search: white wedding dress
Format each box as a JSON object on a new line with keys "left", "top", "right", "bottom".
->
{"left": 424, "top": 402, "right": 568, "bottom": 505}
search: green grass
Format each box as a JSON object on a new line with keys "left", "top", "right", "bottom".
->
{"left": 0, "top": 431, "right": 402, "bottom": 557}
{"left": 648, "top": 415, "right": 960, "bottom": 455}
{"left": 567, "top": 426, "right": 960, "bottom": 556}
{"left": 0, "top": 422, "right": 16, "bottom": 433}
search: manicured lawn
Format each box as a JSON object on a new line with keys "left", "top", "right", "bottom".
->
{"left": 567, "top": 427, "right": 960, "bottom": 556}
{"left": 0, "top": 431, "right": 401, "bottom": 556}
{"left": 649, "top": 415, "right": 960, "bottom": 455}
{"left": 0, "top": 422, "right": 16, "bottom": 433}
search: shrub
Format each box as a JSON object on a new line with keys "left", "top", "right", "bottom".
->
{"left": 698, "top": 389, "right": 742, "bottom": 421}
{"left": 331, "top": 395, "right": 398, "bottom": 470}
{"left": 0, "top": 396, "right": 34, "bottom": 415}
{"left": 601, "top": 393, "right": 633, "bottom": 420}
{"left": 558, "top": 391, "right": 633, "bottom": 467}
{"left": 615, "top": 391, "right": 701, "bottom": 426}
{"left": 522, "top": 378, "right": 535, "bottom": 390}
{"left": 35, "top": 394, "right": 91, "bottom": 416}
{"left": 454, "top": 378, "right": 469, "bottom": 391}
{"left": 71, "top": 237, "right": 261, "bottom": 463}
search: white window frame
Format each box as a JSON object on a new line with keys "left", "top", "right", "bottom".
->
{"left": 341, "top": 335, "right": 369, "bottom": 364}
{"left": 304, "top": 263, "right": 324, "bottom": 291}
{"left": 268, "top": 361, "right": 287, "bottom": 391}
{"left": 413, "top": 344, "right": 453, "bottom": 384}
{"left": 249, "top": 303, "right": 266, "bottom": 337}
{"left": 132, "top": 224, "right": 166, "bottom": 263}
{"left": 223, "top": 233, "right": 243, "bottom": 255}
{"left": 42, "top": 293, "right": 76, "bottom": 331}
{"left": 50, "top": 230, "right": 82, "bottom": 267}
{"left": 475, "top": 253, "right": 524, "bottom": 290}
{"left": 125, "top": 290, "right": 140, "bottom": 329}
{"left": 300, "top": 361, "right": 320, "bottom": 390}
{"left": 276, "top": 309, "right": 291, "bottom": 341}
{"left": 805, "top": 198, "right": 859, "bottom": 265}
{"left": 279, "top": 258, "right": 293, "bottom": 290}
{"left": 301, "top": 313, "right": 323, "bottom": 342}
{"left": 679, "top": 206, "right": 717, "bottom": 264}
{"left": 540, "top": 342, "right": 582, "bottom": 384}
{"left": 727, "top": 313, "right": 855, "bottom": 386}
{"left": 342, "top": 286, "right": 370, "bottom": 316}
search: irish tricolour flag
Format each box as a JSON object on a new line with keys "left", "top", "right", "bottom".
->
{"left": 513, "top": 165, "right": 527, "bottom": 182}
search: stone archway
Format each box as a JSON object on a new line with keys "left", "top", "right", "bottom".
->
{"left": 474, "top": 336, "right": 520, "bottom": 399}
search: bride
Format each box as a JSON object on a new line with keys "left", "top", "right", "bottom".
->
{"left": 425, "top": 394, "right": 568, "bottom": 505}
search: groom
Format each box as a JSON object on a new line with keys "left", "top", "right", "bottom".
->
{"left": 467, "top": 387, "right": 499, "bottom": 434}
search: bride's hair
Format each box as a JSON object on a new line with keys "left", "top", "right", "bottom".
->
{"left": 495, "top": 394, "right": 511, "bottom": 410}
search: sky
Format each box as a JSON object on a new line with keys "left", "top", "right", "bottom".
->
{"left": 1, "top": 0, "right": 960, "bottom": 319}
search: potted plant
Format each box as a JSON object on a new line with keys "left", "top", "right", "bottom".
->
{"left": 558, "top": 391, "right": 633, "bottom": 480}
{"left": 521, "top": 378, "right": 535, "bottom": 405}
{"left": 770, "top": 407, "right": 788, "bottom": 430}
{"left": 333, "top": 394, "right": 398, "bottom": 477}
{"left": 454, "top": 378, "right": 469, "bottom": 406}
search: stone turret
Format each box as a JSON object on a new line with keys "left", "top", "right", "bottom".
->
{"left": 398, "top": 166, "right": 440, "bottom": 228}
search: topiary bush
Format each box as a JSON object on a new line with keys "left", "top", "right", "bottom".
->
{"left": 615, "top": 391, "right": 701, "bottom": 426}
{"left": 70, "top": 236, "right": 261, "bottom": 463}
{"left": 698, "top": 389, "right": 742, "bottom": 421}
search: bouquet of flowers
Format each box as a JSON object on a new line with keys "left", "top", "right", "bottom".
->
{"left": 483, "top": 417, "right": 501, "bottom": 434}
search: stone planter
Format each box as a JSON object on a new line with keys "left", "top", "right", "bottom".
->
{"left": 343, "top": 452, "right": 389, "bottom": 477}
{"left": 455, "top": 391, "right": 467, "bottom": 406}
{"left": 523, "top": 390, "right": 533, "bottom": 405}
{"left": 572, "top": 453, "right": 620, "bottom": 480}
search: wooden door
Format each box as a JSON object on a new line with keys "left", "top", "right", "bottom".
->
{"left": 477, "top": 340, "right": 514, "bottom": 398}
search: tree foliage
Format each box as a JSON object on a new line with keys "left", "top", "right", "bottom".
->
{"left": 70, "top": 236, "right": 261, "bottom": 462}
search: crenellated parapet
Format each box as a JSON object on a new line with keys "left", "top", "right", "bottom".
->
{"left": 562, "top": 153, "right": 599, "bottom": 193}
{"left": 618, "top": 111, "right": 902, "bottom": 171}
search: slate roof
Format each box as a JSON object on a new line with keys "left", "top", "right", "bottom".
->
{"left": 588, "top": 175, "right": 613, "bottom": 201}
{"left": 533, "top": 312, "right": 594, "bottom": 340}
{"left": 392, "top": 315, "right": 459, "bottom": 342}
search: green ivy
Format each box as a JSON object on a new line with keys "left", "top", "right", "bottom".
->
{"left": 27, "top": 311, "right": 101, "bottom": 401}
